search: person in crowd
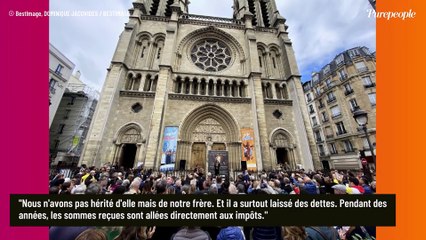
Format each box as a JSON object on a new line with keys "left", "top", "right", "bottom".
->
{"left": 85, "top": 182, "right": 102, "bottom": 194}
{"left": 305, "top": 226, "right": 340, "bottom": 240}
{"left": 217, "top": 226, "right": 245, "bottom": 240}
{"left": 370, "top": 181, "right": 376, "bottom": 193}
{"left": 125, "top": 178, "right": 141, "bottom": 194}
{"left": 75, "top": 228, "right": 108, "bottom": 240}
{"left": 48, "top": 165, "right": 376, "bottom": 240}
{"left": 332, "top": 184, "right": 347, "bottom": 195}
{"left": 252, "top": 227, "right": 282, "bottom": 240}
{"left": 282, "top": 226, "right": 306, "bottom": 240}
{"left": 171, "top": 226, "right": 211, "bottom": 240}
{"left": 348, "top": 177, "right": 365, "bottom": 194}
{"left": 300, "top": 177, "right": 318, "bottom": 195}
{"left": 360, "top": 177, "right": 373, "bottom": 194}
{"left": 339, "top": 226, "right": 376, "bottom": 240}
{"left": 115, "top": 226, "right": 156, "bottom": 240}
{"left": 49, "top": 226, "right": 93, "bottom": 240}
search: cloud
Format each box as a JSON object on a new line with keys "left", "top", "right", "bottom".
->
{"left": 50, "top": 0, "right": 375, "bottom": 89}
{"left": 50, "top": 0, "right": 131, "bottom": 91}
{"left": 278, "top": 0, "right": 376, "bottom": 80}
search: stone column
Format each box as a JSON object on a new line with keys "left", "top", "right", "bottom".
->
{"left": 144, "top": 5, "right": 182, "bottom": 169}
{"left": 189, "top": 79, "right": 193, "bottom": 94}
{"left": 231, "top": 142, "right": 241, "bottom": 171}
{"left": 139, "top": 74, "right": 145, "bottom": 92}
{"left": 134, "top": 144, "right": 141, "bottom": 168}
{"left": 196, "top": 79, "right": 201, "bottom": 95}
{"left": 112, "top": 144, "right": 120, "bottom": 165}
{"left": 115, "top": 144, "right": 124, "bottom": 166}
{"left": 144, "top": 66, "right": 171, "bottom": 169}
{"left": 251, "top": 73, "right": 272, "bottom": 171}
{"left": 180, "top": 80, "right": 184, "bottom": 94}
{"left": 264, "top": 51, "right": 273, "bottom": 78}
{"left": 213, "top": 81, "right": 217, "bottom": 96}
{"left": 221, "top": 82, "right": 225, "bottom": 96}
{"left": 271, "top": 82, "right": 277, "bottom": 99}
{"left": 147, "top": 41, "right": 156, "bottom": 69}
{"left": 206, "top": 138, "right": 213, "bottom": 172}
{"left": 270, "top": 146, "right": 277, "bottom": 167}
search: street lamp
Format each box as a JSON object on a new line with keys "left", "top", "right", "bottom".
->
{"left": 353, "top": 109, "right": 376, "bottom": 168}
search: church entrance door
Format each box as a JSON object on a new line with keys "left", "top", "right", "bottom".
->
{"left": 120, "top": 144, "right": 137, "bottom": 169}
{"left": 191, "top": 143, "right": 206, "bottom": 170}
{"left": 276, "top": 148, "right": 289, "bottom": 165}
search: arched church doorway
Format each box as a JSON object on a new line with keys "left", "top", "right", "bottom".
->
{"left": 177, "top": 104, "right": 240, "bottom": 172}
{"left": 270, "top": 128, "right": 296, "bottom": 170}
{"left": 113, "top": 123, "right": 145, "bottom": 169}
{"left": 120, "top": 144, "right": 137, "bottom": 169}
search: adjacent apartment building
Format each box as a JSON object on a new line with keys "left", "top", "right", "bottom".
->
{"left": 303, "top": 47, "right": 376, "bottom": 170}
{"left": 49, "top": 43, "right": 75, "bottom": 127}
{"left": 50, "top": 71, "right": 99, "bottom": 167}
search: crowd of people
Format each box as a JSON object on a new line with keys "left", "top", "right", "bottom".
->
{"left": 49, "top": 164, "right": 376, "bottom": 240}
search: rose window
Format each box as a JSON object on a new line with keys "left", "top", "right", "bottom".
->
{"left": 191, "top": 40, "right": 232, "bottom": 72}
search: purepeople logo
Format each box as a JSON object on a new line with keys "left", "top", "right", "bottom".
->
{"left": 367, "top": 8, "right": 416, "bottom": 20}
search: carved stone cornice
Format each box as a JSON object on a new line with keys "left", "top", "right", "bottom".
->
{"left": 169, "top": 93, "right": 251, "bottom": 103}
{"left": 264, "top": 99, "right": 293, "bottom": 106}
{"left": 254, "top": 27, "right": 277, "bottom": 33}
{"left": 120, "top": 90, "right": 155, "bottom": 98}
{"left": 140, "top": 15, "right": 169, "bottom": 22}
{"left": 179, "top": 19, "right": 245, "bottom": 30}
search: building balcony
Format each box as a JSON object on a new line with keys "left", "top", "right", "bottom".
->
{"left": 322, "top": 118, "right": 329, "bottom": 123}
{"left": 343, "top": 149, "right": 357, "bottom": 154}
{"left": 351, "top": 106, "right": 360, "bottom": 112}
{"left": 309, "top": 109, "right": 315, "bottom": 114}
{"left": 315, "top": 91, "right": 322, "bottom": 97}
{"left": 316, "top": 138, "right": 323, "bottom": 143}
{"left": 326, "top": 134, "right": 334, "bottom": 139}
{"left": 336, "top": 130, "right": 347, "bottom": 136}
{"left": 330, "top": 151, "right": 338, "bottom": 155}
{"left": 332, "top": 113, "right": 342, "bottom": 119}
{"left": 325, "top": 82, "right": 335, "bottom": 90}
{"left": 318, "top": 104, "right": 325, "bottom": 109}
{"left": 319, "top": 152, "right": 327, "bottom": 157}
{"left": 364, "top": 82, "right": 376, "bottom": 89}
{"left": 49, "top": 86, "right": 56, "bottom": 94}
{"left": 357, "top": 67, "right": 369, "bottom": 73}
{"left": 327, "top": 97, "right": 336, "bottom": 104}
{"left": 344, "top": 89, "right": 354, "bottom": 96}
{"left": 339, "top": 74, "right": 348, "bottom": 81}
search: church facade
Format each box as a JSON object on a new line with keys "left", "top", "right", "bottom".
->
{"left": 80, "top": 0, "right": 320, "bottom": 172}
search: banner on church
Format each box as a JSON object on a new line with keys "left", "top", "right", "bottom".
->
{"left": 240, "top": 128, "right": 257, "bottom": 171}
{"left": 160, "top": 126, "right": 178, "bottom": 170}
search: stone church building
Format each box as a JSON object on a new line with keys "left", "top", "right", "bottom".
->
{"left": 80, "top": 0, "right": 320, "bottom": 172}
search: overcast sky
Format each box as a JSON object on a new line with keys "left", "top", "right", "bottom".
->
{"left": 50, "top": 0, "right": 375, "bottom": 91}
